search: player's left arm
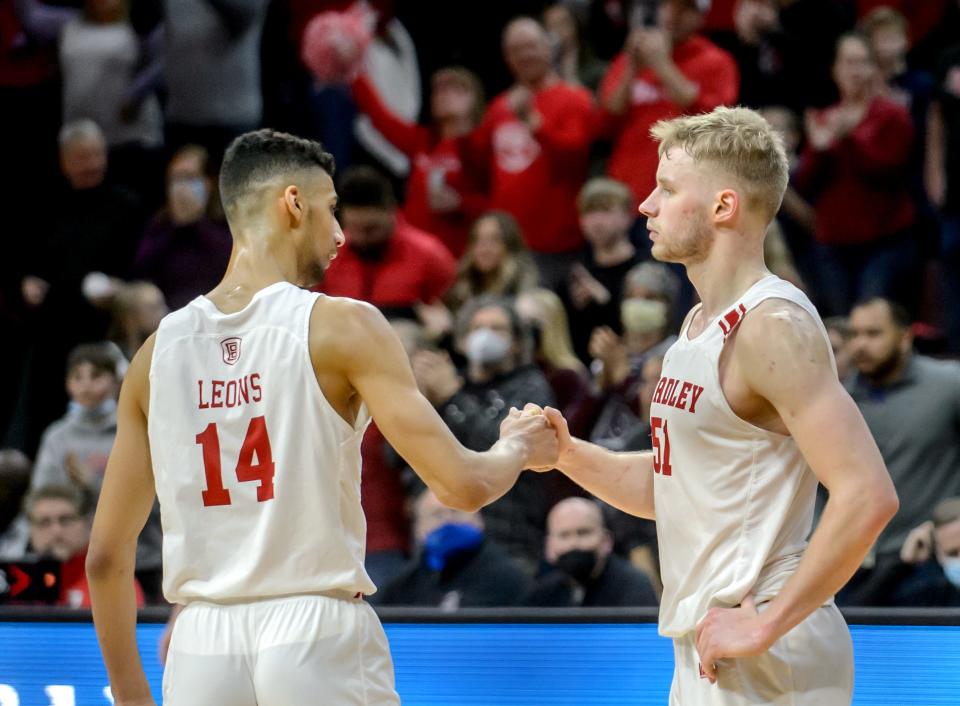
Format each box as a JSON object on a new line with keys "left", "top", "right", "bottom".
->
{"left": 695, "top": 300, "right": 898, "bottom": 682}
{"left": 86, "top": 335, "right": 159, "bottom": 706}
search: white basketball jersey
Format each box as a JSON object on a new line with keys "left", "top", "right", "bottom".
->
{"left": 148, "top": 282, "right": 375, "bottom": 604}
{"left": 653, "top": 275, "right": 834, "bottom": 637}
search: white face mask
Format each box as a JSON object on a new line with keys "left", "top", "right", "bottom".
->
{"left": 465, "top": 327, "right": 511, "bottom": 366}
{"left": 942, "top": 557, "right": 960, "bottom": 588}
{"left": 621, "top": 298, "right": 668, "bottom": 334}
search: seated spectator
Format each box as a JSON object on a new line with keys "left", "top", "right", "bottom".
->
{"left": 524, "top": 497, "right": 657, "bottom": 607}
{"left": 411, "top": 296, "right": 555, "bottom": 572}
{"left": 542, "top": 2, "right": 608, "bottom": 92}
{"left": 24, "top": 483, "right": 143, "bottom": 607}
{"left": 29, "top": 342, "right": 164, "bottom": 602}
{"left": 795, "top": 33, "right": 916, "bottom": 317}
{"left": 0, "top": 450, "right": 32, "bottom": 559}
{"left": 586, "top": 262, "right": 679, "bottom": 450}
{"left": 319, "top": 165, "right": 456, "bottom": 320}
{"left": 900, "top": 498, "right": 960, "bottom": 606}
{"left": 839, "top": 298, "right": 960, "bottom": 606}
{"left": 108, "top": 282, "right": 168, "bottom": 361}
{"left": 372, "top": 489, "right": 530, "bottom": 610}
{"left": 31, "top": 343, "right": 119, "bottom": 495}
{"left": 563, "top": 177, "right": 644, "bottom": 364}
{"left": 516, "top": 288, "right": 594, "bottom": 439}
{"left": 446, "top": 211, "right": 540, "bottom": 312}
{"left": 133, "top": 146, "right": 233, "bottom": 310}
{"left": 458, "top": 17, "right": 594, "bottom": 288}
{"left": 598, "top": 0, "right": 739, "bottom": 202}
{"left": 351, "top": 65, "right": 488, "bottom": 257}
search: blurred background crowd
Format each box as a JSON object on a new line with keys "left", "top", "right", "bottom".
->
{"left": 1, "top": 0, "right": 959, "bottom": 612}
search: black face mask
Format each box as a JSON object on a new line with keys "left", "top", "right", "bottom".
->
{"left": 554, "top": 549, "right": 599, "bottom": 584}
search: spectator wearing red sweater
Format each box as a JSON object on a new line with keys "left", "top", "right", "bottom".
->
{"left": 796, "top": 33, "right": 915, "bottom": 316}
{"left": 351, "top": 66, "right": 488, "bottom": 258}
{"left": 459, "top": 17, "right": 594, "bottom": 290}
{"left": 319, "top": 165, "right": 456, "bottom": 319}
{"left": 598, "top": 0, "right": 739, "bottom": 203}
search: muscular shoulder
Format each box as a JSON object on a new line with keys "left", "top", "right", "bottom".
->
{"left": 123, "top": 333, "right": 157, "bottom": 416}
{"left": 733, "top": 299, "right": 833, "bottom": 405}
{"left": 309, "top": 296, "right": 395, "bottom": 366}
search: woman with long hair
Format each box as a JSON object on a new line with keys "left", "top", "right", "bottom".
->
{"left": 446, "top": 211, "right": 540, "bottom": 312}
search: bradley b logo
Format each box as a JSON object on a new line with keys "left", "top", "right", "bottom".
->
{"left": 221, "top": 337, "right": 241, "bottom": 365}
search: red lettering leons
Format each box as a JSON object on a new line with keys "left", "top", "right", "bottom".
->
{"left": 198, "top": 373, "right": 263, "bottom": 409}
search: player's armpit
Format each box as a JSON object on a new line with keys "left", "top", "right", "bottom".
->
{"left": 314, "top": 298, "right": 528, "bottom": 512}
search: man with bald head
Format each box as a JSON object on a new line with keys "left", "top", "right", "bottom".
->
{"left": 525, "top": 497, "right": 657, "bottom": 607}
{"left": 86, "top": 129, "right": 558, "bottom": 706}
{"left": 459, "top": 16, "right": 594, "bottom": 289}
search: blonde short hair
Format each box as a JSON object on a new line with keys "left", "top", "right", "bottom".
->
{"left": 650, "top": 106, "right": 789, "bottom": 220}
{"left": 577, "top": 177, "right": 633, "bottom": 214}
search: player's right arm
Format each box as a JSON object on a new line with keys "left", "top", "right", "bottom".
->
{"left": 316, "top": 299, "right": 557, "bottom": 512}
{"left": 86, "top": 335, "right": 158, "bottom": 706}
{"left": 541, "top": 407, "right": 656, "bottom": 520}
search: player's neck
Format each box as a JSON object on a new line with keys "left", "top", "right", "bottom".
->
{"left": 686, "top": 247, "right": 770, "bottom": 321}
{"left": 212, "top": 236, "right": 300, "bottom": 300}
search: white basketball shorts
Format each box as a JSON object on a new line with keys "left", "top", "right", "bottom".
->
{"left": 670, "top": 603, "right": 854, "bottom": 706}
{"left": 162, "top": 593, "right": 399, "bottom": 706}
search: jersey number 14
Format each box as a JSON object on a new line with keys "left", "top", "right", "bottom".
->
{"left": 196, "top": 416, "right": 276, "bottom": 506}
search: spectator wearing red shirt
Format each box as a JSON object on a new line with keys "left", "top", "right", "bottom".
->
{"left": 351, "top": 66, "right": 488, "bottom": 258}
{"left": 25, "top": 483, "right": 144, "bottom": 608}
{"left": 598, "top": 0, "right": 739, "bottom": 203}
{"left": 796, "top": 33, "right": 915, "bottom": 317}
{"left": 319, "top": 166, "right": 456, "bottom": 318}
{"left": 459, "top": 17, "right": 594, "bottom": 290}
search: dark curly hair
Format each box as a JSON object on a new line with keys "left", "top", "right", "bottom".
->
{"left": 219, "top": 129, "right": 335, "bottom": 214}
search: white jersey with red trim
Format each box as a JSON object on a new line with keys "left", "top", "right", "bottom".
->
{"left": 148, "top": 282, "right": 374, "bottom": 604}
{"left": 652, "top": 275, "right": 835, "bottom": 637}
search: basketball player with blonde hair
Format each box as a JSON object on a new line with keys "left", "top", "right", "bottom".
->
{"left": 535, "top": 107, "right": 898, "bottom": 704}
{"left": 85, "top": 129, "right": 557, "bottom": 706}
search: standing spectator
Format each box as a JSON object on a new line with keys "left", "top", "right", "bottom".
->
{"left": 372, "top": 489, "right": 530, "bottom": 609}
{"left": 352, "top": 5, "right": 421, "bottom": 183}
{"left": 445, "top": 211, "right": 540, "bottom": 312}
{"left": 13, "top": 0, "right": 165, "bottom": 201}
{"left": 524, "top": 497, "right": 657, "bottom": 607}
{"left": 351, "top": 66, "right": 488, "bottom": 257}
{"left": 412, "top": 296, "right": 555, "bottom": 571}
{"left": 795, "top": 33, "right": 915, "bottom": 317}
{"left": 15, "top": 120, "right": 144, "bottom": 454}
{"left": 563, "top": 177, "right": 644, "bottom": 364}
{"left": 163, "top": 0, "right": 271, "bottom": 161}
{"left": 133, "top": 145, "right": 233, "bottom": 310}
{"left": 459, "top": 17, "right": 594, "bottom": 289}
{"left": 24, "top": 483, "right": 144, "bottom": 607}
{"left": 319, "top": 165, "right": 456, "bottom": 318}
{"left": 598, "top": 0, "right": 738, "bottom": 202}
{"left": 542, "top": 2, "right": 607, "bottom": 92}
{"left": 926, "top": 38, "right": 960, "bottom": 352}
{"left": 841, "top": 298, "right": 960, "bottom": 606}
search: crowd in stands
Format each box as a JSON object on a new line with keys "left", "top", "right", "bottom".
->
{"left": 1, "top": 0, "right": 959, "bottom": 611}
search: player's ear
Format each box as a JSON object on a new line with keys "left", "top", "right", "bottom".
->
{"left": 283, "top": 185, "right": 303, "bottom": 226}
{"left": 713, "top": 189, "right": 738, "bottom": 225}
